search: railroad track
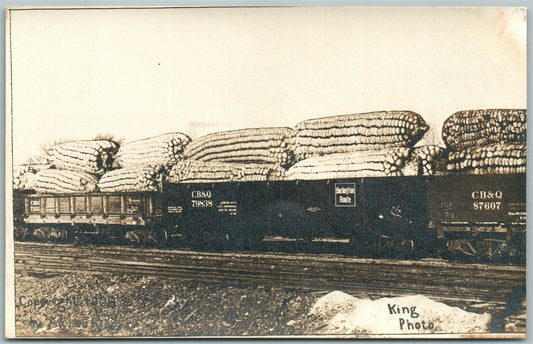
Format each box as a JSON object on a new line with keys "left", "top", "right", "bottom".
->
{"left": 14, "top": 241, "right": 525, "bottom": 312}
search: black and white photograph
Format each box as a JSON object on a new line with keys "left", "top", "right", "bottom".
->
{"left": 5, "top": 6, "right": 527, "bottom": 338}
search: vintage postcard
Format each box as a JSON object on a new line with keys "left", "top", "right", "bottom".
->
{"left": 5, "top": 6, "right": 527, "bottom": 338}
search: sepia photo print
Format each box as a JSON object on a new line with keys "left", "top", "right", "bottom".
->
{"left": 5, "top": 6, "right": 527, "bottom": 338}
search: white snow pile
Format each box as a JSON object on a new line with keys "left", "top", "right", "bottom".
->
{"left": 308, "top": 291, "right": 491, "bottom": 335}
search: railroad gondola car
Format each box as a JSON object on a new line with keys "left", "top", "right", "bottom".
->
{"left": 162, "top": 176, "right": 431, "bottom": 256}
{"left": 14, "top": 191, "right": 166, "bottom": 243}
{"left": 426, "top": 173, "right": 526, "bottom": 262}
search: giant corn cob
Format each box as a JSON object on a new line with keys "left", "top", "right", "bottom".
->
{"left": 285, "top": 147, "right": 413, "bottom": 180}
{"left": 412, "top": 145, "right": 445, "bottom": 176}
{"left": 33, "top": 169, "right": 98, "bottom": 194}
{"left": 438, "top": 143, "right": 526, "bottom": 175}
{"left": 49, "top": 140, "right": 119, "bottom": 175}
{"left": 168, "top": 160, "right": 286, "bottom": 183}
{"left": 98, "top": 165, "right": 165, "bottom": 192}
{"left": 183, "top": 128, "right": 294, "bottom": 167}
{"left": 13, "top": 165, "right": 38, "bottom": 190}
{"left": 114, "top": 132, "right": 191, "bottom": 168}
{"left": 442, "top": 109, "right": 526, "bottom": 150}
{"left": 291, "top": 111, "right": 428, "bottom": 161}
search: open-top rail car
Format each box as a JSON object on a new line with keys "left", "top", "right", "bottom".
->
{"left": 13, "top": 173, "right": 526, "bottom": 263}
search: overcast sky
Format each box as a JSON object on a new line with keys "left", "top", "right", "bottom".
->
{"left": 7, "top": 6, "right": 527, "bottom": 165}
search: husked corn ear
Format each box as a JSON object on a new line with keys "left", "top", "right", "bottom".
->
{"left": 114, "top": 132, "right": 191, "bottom": 168}
{"left": 437, "top": 143, "right": 526, "bottom": 175}
{"left": 412, "top": 145, "right": 445, "bottom": 176}
{"left": 98, "top": 165, "right": 165, "bottom": 192}
{"left": 167, "top": 160, "right": 286, "bottom": 183}
{"left": 442, "top": 109, "right": 526, "bottom": 149}
{"left": 285, "top": 148, "right": 413, "bottom": 180}
{"left": 33, "top": 169, "right": 98, "bottom": 194}
{"left": 13, "top": 165, "right": 38, "bottom": 190}
{"left": 49, "top": 140, "right": 119, "bottom": 175}
{"left": 291, "top": 111, "right": 428, "bottom": 161}
{"left": 184, "top": 127, "right": 294, "bottom": 167}
{"left": 168, "top": 160, "right": 232, "bottom": 182}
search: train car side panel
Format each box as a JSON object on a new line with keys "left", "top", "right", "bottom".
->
{"left": 163, "top": 182, "right": 271, "bottom": 246}
{"left": 426, "top": 173, "right": 526, "bottom": 261}
{"left": 17, "top": 192, "right": 163, "bottom": 243}
{"left": 427, "top": 174, "right": 526, "bottom": 231}
{"left": 165, "top": 176, "right": 430, "bottom": 252}
{"left": 294, "top": 179, "right": 362, "bottom": 238}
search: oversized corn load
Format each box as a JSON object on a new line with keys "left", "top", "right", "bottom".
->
{"left": 167, "top": 160, "right": 286, "bottom": 183}
{"left": 113, "top": 132, "right": 191, "bottom": 168}
{"left": 232, "top": 163, "right": 286, "bottom": 182}
{"left": 183, "top": 127, "right": 294, "bottom": 167}
{"left": 412, "top": 145, "right": 445, "bottom": 176}
{"left": 439, "top": 143, "right": 526, "bottom": 175}
{"left": 13, "top": 165, "right": 38, "bottom": 190}
{"left": 285, "top": 147, "right": 413, "bottom": 180}
{"left": 98, "top": 165, "right": 165, "bottom": 192}
{"left": 49, "top": 140, "right": 119, "bottom": 175}
{"left": 291, "top": 111, "right": 428, "bottom": 161}
{"left": 442, "top": 109, "right": 526, "bottom": 150}
{"left": 33, "top": 169, "right": 98, "bottom": 194}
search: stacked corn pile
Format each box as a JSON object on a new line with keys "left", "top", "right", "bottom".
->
{"left": 285, "top": 147, "right": 413, "bottom": 180}
{"left": 183, "top": 128, "right": 294, "bottom": 167}
{"left": 442, "top": 109, "right": 526, "bottom": 150}
{"left": 13, "top": 165, "right": 38, "bottom": 190}
{"left": 33, "top": 169, "right": 98, "bottom": 194}
{"left": 168, "top": 160, "right": 286, "bottom": 183}
{"left": 439, "top": 109, "right": 526, "bottom": 175}
{"left": 412, "top": 145, "right": 445, "bottom": 176}
{"left": 98, "top": 165, "right": 165, "bottom": 192}
{"left": 49, "top": 140, "right": 119, "bottom": 175}
{"left": 291, "top": 111, "right": 428, "bottom": 161}
{"left": 113, "top": 132, "right": 191, "bottom": 168}
{"left": 443, "top": 143, "right": 526, "bottom": 175}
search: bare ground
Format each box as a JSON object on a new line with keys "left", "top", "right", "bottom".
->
{"left": 13, "top": 270, "right": 525, "bottom": 338}
{"left": 14, "top": 271, "right": 320, "bottom": 337}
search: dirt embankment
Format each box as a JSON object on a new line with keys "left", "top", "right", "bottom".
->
{"left": 14, "top": 272, "right": 524, "bottom": 337}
